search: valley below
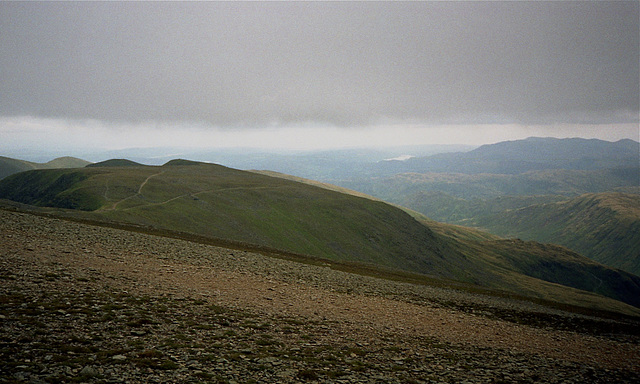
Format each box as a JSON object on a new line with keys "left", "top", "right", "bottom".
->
{"left": 2, "top": 209, "right": 639, "bottom": 383}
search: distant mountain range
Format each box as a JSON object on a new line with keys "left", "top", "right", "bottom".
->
{"left": 3, "top": 137, "right": 636, "bottom": 181}
{"left": 373, "top": 137, "right": 639, "bottom": 175}
{"left": 332, "top": 138, "right": 639, "bottom": 278}
{"left": 0, "top": 159, "right": 639, "bottom": 313}
{"left": 347, "top": 168, "right": 640, "bottom": 201}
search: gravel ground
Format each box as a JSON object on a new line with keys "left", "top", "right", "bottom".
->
{"left": 1, "top": 209, "right": 639, "bottom": 383}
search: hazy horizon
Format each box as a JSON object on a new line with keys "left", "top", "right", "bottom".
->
{"left": 3, "top": 135, "right": 638, "bottom": 166}
{"left": 1, "top": 1, "right": 638, "bottom": 154}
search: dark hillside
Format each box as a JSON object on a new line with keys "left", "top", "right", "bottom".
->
{"left": 389, "top": 190, "right": 640, "bottom": 276}
{"left": 163, "top": 159, "right": 203, "bottom": 166}
{"left": 0, "top": 156, "right": 36, "bottom": 179}
{"left": 0, "top": 169, "right": 103, "bottom": 210}
{"left": 473, "top": 193, "right": 640, "bottom": 276}
{"left": 477, "top": 239, "right": 640, "bottom": 308}
{"left": 86, "top": 158, "right": 143, "bottom": 167}
{"left": 1, "top": 161, "right": 639, "bottom": 309}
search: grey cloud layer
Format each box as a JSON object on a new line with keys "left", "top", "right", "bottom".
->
{"left": 1, "top": 1, "right": 638, "bottom": 127}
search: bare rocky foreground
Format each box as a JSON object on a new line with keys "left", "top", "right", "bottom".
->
{"left": 1, "top": 210, "right": 639, "bottom": 383}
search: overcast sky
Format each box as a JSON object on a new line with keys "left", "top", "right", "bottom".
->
{"left": 1, "top": 1, "right": 638, "bottom": 152}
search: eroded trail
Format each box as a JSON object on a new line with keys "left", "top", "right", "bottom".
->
{"left": 2, "top": 209, "right": 639, "bottom": 383}
{"left": 100, "top": 170, "right": 166, "bottom": 211}
{"left": 100, "top": 171, "right": 289, "bottom": 211}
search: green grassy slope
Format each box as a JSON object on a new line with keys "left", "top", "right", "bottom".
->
{"left": 391, "top": 189, "right": 640, "bottom": 276}
{"left": 472, "top": 193, "right": 640, "bottom": 276}
{"left": 86, "top": 158, "right": 143, "bottom": 167}
{"left": 473, "top": 239, "right": 640, "bottom": 306}
{"left": 0, "top": 162, "right": 463, "bottom": 277}
{"left": 40, "top": 156, "right": 91, "bottom": 169}
{"left": 1, "top": 160, "right": 639, "bottom": 312}
{"left": 0, "top": 168, "right": 104, "bottom": 210}
{"left": 255, "top": 170, "right": 640, "bottom": 309}
{"left": 0, "top": 156, "right": 35, "bottom": 180}
{"left": 0, "top": 155, "right": 90, "bottom": 179}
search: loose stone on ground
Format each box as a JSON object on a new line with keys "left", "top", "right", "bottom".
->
{"left": 1, "top": 210, "right": 639, "bottom": 383}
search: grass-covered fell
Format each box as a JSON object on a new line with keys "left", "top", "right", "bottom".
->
{"left": 1, "top": 159, "right": 639, "bottom": 311}
{"left": 0, "top": 155, "right": 90, "bottom": 179}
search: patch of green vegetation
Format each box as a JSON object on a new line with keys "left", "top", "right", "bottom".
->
{"left": 133, "top": 356, "right": 179, "bottom": 370}
{"left": 0, "top": 169, "right": 104, "bottom": 210}
{"left": 44, "top": 272, "right": 60, "bottom": 281}
{"left": 345, "top": 346, "right": 367, "bottom": 357}
{"left": 474, "top": 193, "right": 640, "bottom": 276}
{"left": 223, "top": 330, "right": 237, "bottom": 337}
{"left": 255, "top": 335, "right": 280, "bottom": 347}
{"left": 2, "top": 161, "right": 640, "bottom": 314}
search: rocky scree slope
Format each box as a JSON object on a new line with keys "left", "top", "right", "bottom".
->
{"left": 1, "top": 209, "right": 640, "bottom": 383}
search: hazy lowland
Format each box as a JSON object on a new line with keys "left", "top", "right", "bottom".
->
{"left": 2, "top": 137, "right": 640, "bottom": 382}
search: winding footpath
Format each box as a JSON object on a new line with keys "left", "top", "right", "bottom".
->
{"left": 101, "top": 171, "right": 166, "bottom": 211}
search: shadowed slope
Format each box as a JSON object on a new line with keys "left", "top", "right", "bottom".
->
{"left": 1, "top": 160, "right": 639, "bottom": 310}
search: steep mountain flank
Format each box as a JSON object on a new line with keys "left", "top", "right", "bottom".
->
{"left": 0, "top": 168, "right": 102, "bottom": 210}
{"left": 0, "top": 156, "right": 34, "bottom": 180}
{"left": 473, "top": 193, "right": 640, "bottom": 276}
{"left": 1, "top": 160, "right": 639, "bottom": 309}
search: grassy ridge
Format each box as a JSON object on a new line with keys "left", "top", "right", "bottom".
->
{"left": 100, "top": 163, "right": 464, "bottom": 276}
{"left": 0, "top": 168, "right": 104, "bottom": 210}
{"left": 87, "top": 158, "right": 143, "bottom": 167}
{"left": 353, "top": 168, "right": 639, "bottom": 276}
{"left": 474, "top": 193, "right": 640, "bottom": 276}
{"left": 0, "top": 155, "right": 90, "bottom": 180}
{"left": 1, "top": 162, "right": 458, "bottom": 277}
{"left": 1, "top": 161, "right": 640, "bottom": 312}
{"left": 400, "top": 191, "right": 640, "bottom": 276}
